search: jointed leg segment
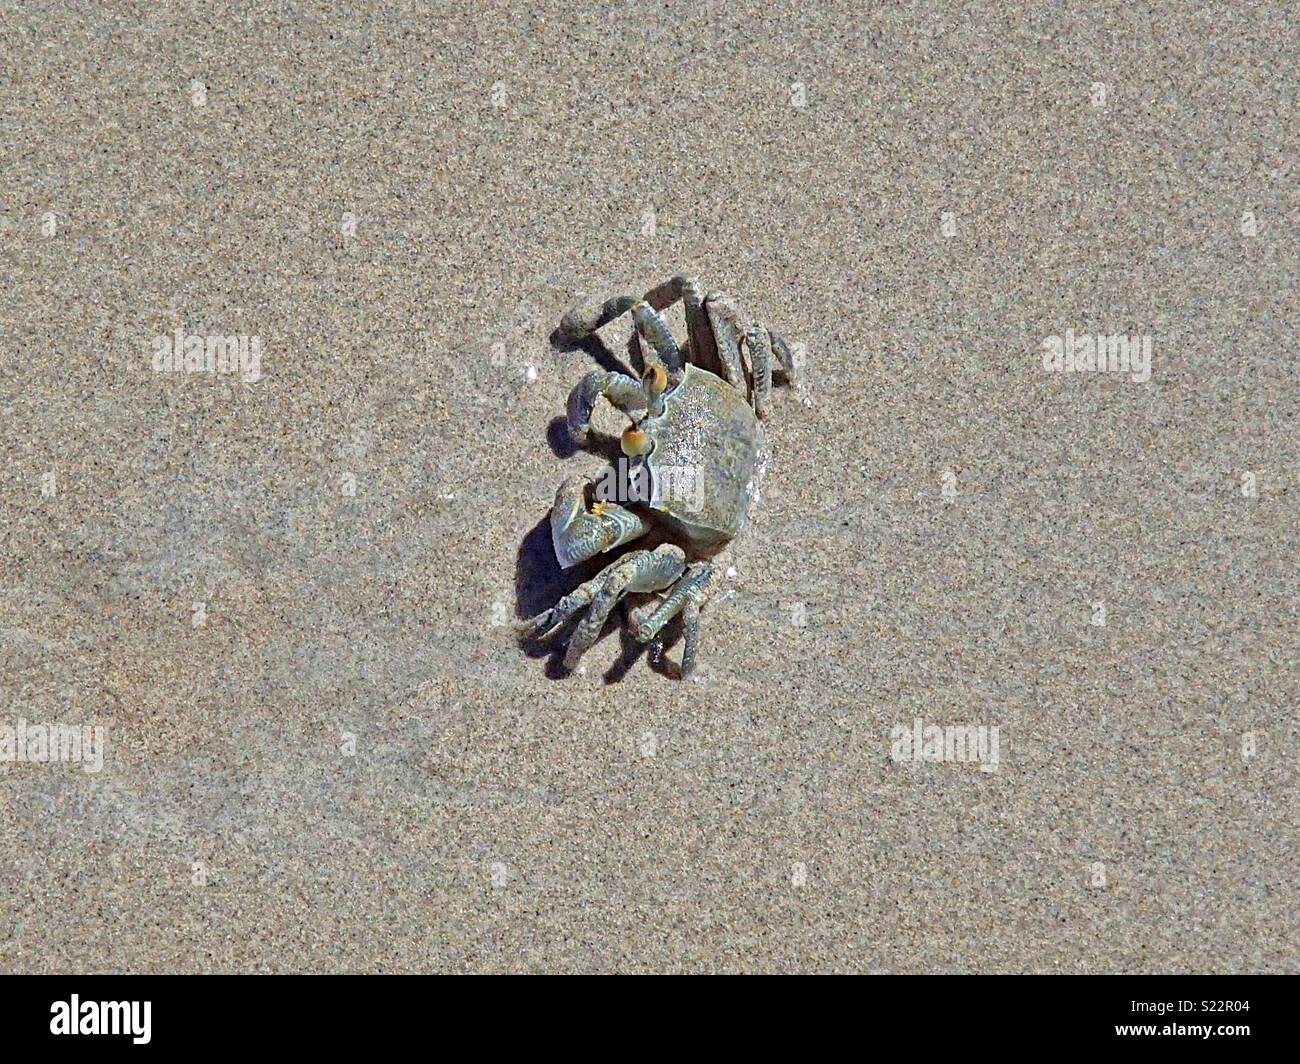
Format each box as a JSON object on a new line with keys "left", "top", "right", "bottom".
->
{"left": 745, "top": 324, "right": 773, "bottom": 419}
{"left": 519, "top": 544, "right": 687, "bottom": 671}
{"left": 703, "top": 292, "right": 747, "bottom": 388}
{"left": 628, "top": 561, "right": 721, "bottom": 678}
{"left": 558, "top": 277, "right": 797, "bottom": 418}
{"left": 566, "top": 369, "right": 645, "bottom": 443}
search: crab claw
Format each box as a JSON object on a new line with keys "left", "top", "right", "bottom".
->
{"left": 550, "top": 477, "right": 649, "bottom": 569}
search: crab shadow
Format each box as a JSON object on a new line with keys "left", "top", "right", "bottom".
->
{"left": 545, "top": 416, "right": 621, "bottom": 462}
{"left": 547, "top": 326, "right": 643, "bottom": 378}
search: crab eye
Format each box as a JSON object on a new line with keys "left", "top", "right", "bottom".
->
{"left": 642, "top": 363, "right": 667, "bottom": 396}
{"left": 621, "top": 426, "right": 650, "bottom": 457}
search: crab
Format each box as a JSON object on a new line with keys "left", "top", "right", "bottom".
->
{"left": 519, "top": 274, "right": 797, "bottom": 677}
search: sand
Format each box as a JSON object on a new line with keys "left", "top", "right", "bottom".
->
{"left": 1, "top": 1, "right": 1295, "bottom": 972}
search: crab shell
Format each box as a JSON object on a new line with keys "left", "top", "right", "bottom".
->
{"left": 633, "top": 363, "right": 766, "bottom": 549}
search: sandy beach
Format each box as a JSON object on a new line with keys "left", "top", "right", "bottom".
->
{"left": 1, "top": 1, "right": 1295, "bottom": 972}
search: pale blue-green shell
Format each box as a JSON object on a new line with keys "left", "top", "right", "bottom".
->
{"left": 638, "top": 364, "right": 765, "bottom": 545}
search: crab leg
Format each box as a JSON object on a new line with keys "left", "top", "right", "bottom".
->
{"left": 519, "top": 545, "right": 687, "bottom": 671}
{"left": 744, "top": 323, "right": 773, "bottom": 419}
{"left": 678, "top": 277, "right": 718, "bottom": 375}
{"left": 559, "top": 277, "right": 699, "bottom": 377}
{"left": 628, "top": 562, "right": 720, "bottom": 677}
{"left": 558, "top": 294, "right": 640, "bottom": 340}
{"left": 558, "top": 275, "right": 690, "bottom": 338}
{"left": 629, "top": 301, "right": 684, "bottom": 375}
{"left": 769, "top": 329, "right": 798, "bottom": 383}
{"left": 702, "top": 293, "right": 748, "bottom": 389}
{"left": 566, "top": 369, "right": 645, "bottom": 442}
{"left": 563, "top": 545, "right": 685, "bottom": 670}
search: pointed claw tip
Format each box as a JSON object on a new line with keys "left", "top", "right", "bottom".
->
{"left": 554, "top": 547, "right": 582, "bottom": 570}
